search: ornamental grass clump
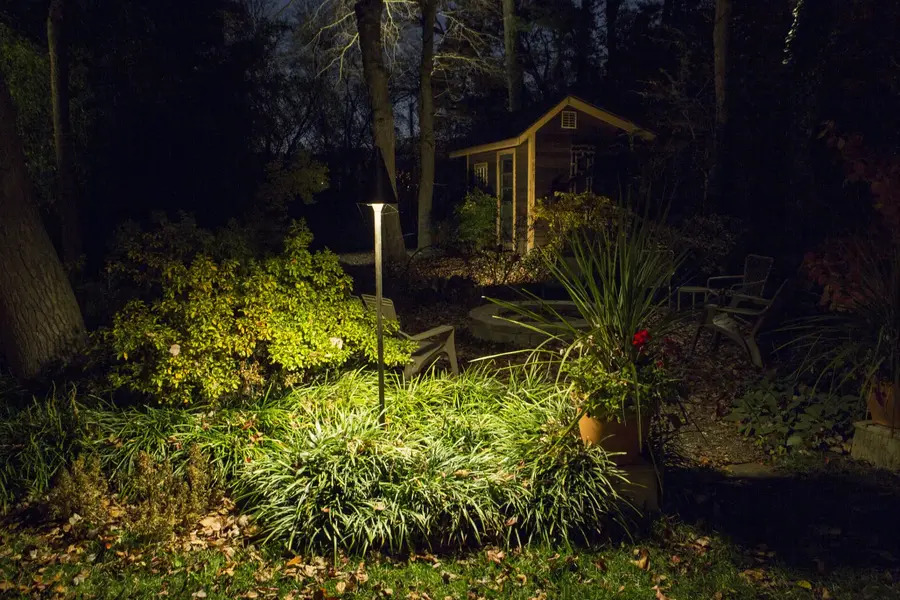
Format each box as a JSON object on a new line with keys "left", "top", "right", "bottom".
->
{"left": 0, "top": 390, "right": 80, "bottom": 509}
{"left": 234, "top": 368, "right": 632, "bottom": 554}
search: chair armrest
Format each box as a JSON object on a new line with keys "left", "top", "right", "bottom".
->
{"left": 728, "top": 293, "right": 771, "bottom": 306}
{"left": 706, "top": 275, "right": 744, "bottom": 289}
{"left": 408, "top": 325, "right": 455, "bottom": 342}
{"left": 715, "top": 305, "right": 765, "bottom": 317}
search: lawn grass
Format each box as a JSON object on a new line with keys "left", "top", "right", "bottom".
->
{"left": 2, "top": 516, "right": 896, "bottom": 600}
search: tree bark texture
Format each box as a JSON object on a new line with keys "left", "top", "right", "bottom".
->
{"left": 48, "top": 0, "right": 81, "bottom": 263}
{"left": 416, "top": 0, "right": 437, "bottom": 249}
{"left": 605, "top": 0, "right": 622, "bottom": 81}
{"left": 502, "top": 0, "right": 523, "bottom": 112}
{"left": 0, "top": 71, "right": 86, "bottom": 379}
{"left": 354, "top": 0, "right": 407, "bottom": 263}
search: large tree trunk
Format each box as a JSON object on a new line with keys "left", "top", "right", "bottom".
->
{"left": 708, "top": 0, "right": 732, "bottom": 210}
{"left": 48, "top": 0, "right": 81, "bottom": 264}
{"left": 354, "top": 0, "right": 406, "bottom": 263}
{"left": 605, "top": 0, "right": 622, "bottom": 82}
{"left": 416, "top": 0, "right": 437, "bottom": 249}
{"left": 502, "top": 0, "right": 523, "bottom": 112}
{"left": 0, "top": 71, "right": 86, "bottom": 379}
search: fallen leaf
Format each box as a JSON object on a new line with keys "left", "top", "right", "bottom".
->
{"left": 652, "top": 584, "right": 669, "bottom": 600}
{"left": 192, "top": 591, "right": 207, "bottom": 599}
{"left": 285, "top": 556, "right": 303, "bottom": 568}
{"left": 335, "top": 581, "right": 347, "bottom": 595}
{"left": 486, "top": 548, "right": 506, "bottom": 564}
{"left": 796, "top": 580, "right": 812, "bottom": 589}
{"left": 199, "top": 516, "right": 222, "bottom": 532}
{"left": 632, "top": 548, "right": 650, "bottom": 570}
{"left": 594, "top": 558, "right": 608, "bottom": 572}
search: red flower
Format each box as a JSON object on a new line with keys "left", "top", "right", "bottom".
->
{"left": 632, "top": 329, "right": 650, "bottom": 349}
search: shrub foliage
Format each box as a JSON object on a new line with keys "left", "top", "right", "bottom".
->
{"left": 455, "top": 188, "right": 497, "bottom": 251}
{"left": 99, "top": 220, "right": 413, "bottom": 404}
{"left": 728, "top": 376, "right": 862, "bottom": 454}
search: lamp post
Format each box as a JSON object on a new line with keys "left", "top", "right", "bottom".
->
{"left": 367, "top": 202, "right": 386, "bottom": 423}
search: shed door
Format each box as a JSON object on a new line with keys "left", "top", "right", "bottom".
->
{"left": 498, "top": 152, "right": 514, "bottom": 247}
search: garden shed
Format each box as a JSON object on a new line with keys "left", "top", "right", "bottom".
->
{"left": 450, "top": 95, "right": 654, "bottom": 252}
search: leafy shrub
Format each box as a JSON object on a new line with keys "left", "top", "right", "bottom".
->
{"left": 791, "top": 240, "right": 900, "bottom": 399}
{"left": 532, "top": 191, "right": 619, "bottom": 252}
{"left": 455, "top": 188, "right": 497, "bottom": 251}
{"left": 125, "top": 445, "right": 215, "bottom": 541}
{"left": 727, "top": 377, "right": 862, "bottom": 454}
{"left": 99, "top": 220, "right": 413, "bottom": 404}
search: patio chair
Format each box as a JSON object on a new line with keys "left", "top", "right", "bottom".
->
{"left": 689, "top": 280, "right": 788, "bottom": 368}
{"left": 677, "top": 254, "right": 774, "bottom": 310}
{"left": 361, "top": 295, "right": 459, "bottom": 378}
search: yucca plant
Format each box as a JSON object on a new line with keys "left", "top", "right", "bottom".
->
{"left": 486, "top": 203, "right": 684, "bottom": 442}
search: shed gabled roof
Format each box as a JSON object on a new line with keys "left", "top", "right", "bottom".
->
{"left": 448, "top": 95, "right": 655, "bottom": 158}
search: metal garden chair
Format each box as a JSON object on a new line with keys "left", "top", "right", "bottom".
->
{"left": 677, "top": 254, "right": 774, "bottom": 310}
{"left": 689, "top": 280, "right": 788, "bottom": 368}
{"left": 361, "top": 295, "right": 459, "bottom": 378}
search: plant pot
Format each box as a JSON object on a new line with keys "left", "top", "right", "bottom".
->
{"left": 867, "top": 381, "right": 899, "bottom": 428}
{"left": 578, "top": 411, "right": 651, "bottom": 465}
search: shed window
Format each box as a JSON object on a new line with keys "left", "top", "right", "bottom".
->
{"left": 473, "top": 162, "right": 488, "bottom": 186}
{"left": 561, "top": 110, "right": 577, "bottom": 129}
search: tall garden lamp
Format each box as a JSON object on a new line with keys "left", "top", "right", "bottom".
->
{"left": 365, "top": 148, "right": 398, "bottom": 424}
{"left": 366, "top": 202, "right": 387, "bottom": 423}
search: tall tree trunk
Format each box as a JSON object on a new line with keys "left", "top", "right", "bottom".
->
{"left": 502, "top": 0, "right": 523, "bottom": 112}
{"left": 709, "top": 0, "right": 732, "bottom": 210}
{"left": 355, "top": 0, "right": 406, "bottom": 262}
{"left": 48, "top": 0, "right": 81, "bottom": 264}
{"left": 0, "top": 71, "right": 85, "bottom": 379}
{"left": 417, "top": 0, "right": 437, "bottom": 249}
{"left": 605, "top": 0, "right": 622, "bottom": 82}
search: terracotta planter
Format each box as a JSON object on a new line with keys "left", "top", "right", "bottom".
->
{"left": 867, "top": 381, "right": 899, "bottom": 428}
{"left": 578, "top": 411, "right": 651, "bottom": 465}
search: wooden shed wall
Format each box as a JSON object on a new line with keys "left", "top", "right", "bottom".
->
{"left": 534, "top": 107, "right": 621, "bottom": 201}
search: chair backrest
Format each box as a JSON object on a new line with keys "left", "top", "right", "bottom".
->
{"left": 751, "top": 279, "right": 788, "bottom": 336}
{"left": 361, "top": 294, "right": 399, "bottom": 323}
{"left": 742, "top": 254, "right": 774, "bottom": 297}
